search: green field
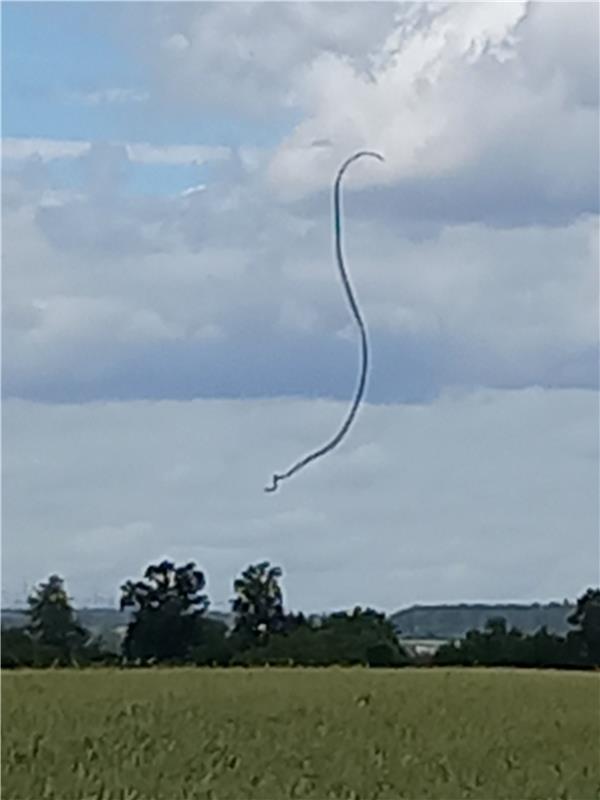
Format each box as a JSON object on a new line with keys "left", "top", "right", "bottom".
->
{"left": 2, "top": 668, "right": 599, "bottom": 800}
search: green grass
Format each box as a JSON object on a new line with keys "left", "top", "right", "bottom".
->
{"left": 2, "top": 667, "right": 599, "bottom": 800}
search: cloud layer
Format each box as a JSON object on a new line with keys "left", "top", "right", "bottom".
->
{"left": 3, "top": 3, "right": 598, "bottom": 406}
{"left": 3, "top": 389, "right": 597, "bottom": 611}
{"left": 3, "top": 158, "right": 597, "bottom": 403}
{"left": 3, "top": 3, "right": 597, "bottom": 609}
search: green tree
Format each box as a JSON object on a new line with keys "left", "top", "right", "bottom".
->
{"left": 231, "top": 562, "right": 286, "bottom": 646}
{"left": 319, "top": 607, "right": 408, "bottom": 667}
{"left": 120, "top": 559, "right": 209, "bottom": 664}
{"left": 526, "top": 626, "right": 569, "bottom": 668}
{"left": 189, "top": 617, "right": 231, "bottom": 666}
{"left": 26, "top": 574, "right": 89, "bottom": 665}
{"left": 479, "top": 617, "right": 526, "bottom": 665}
{"left": 231, "top": 606, "right": 408, "bottom": 667}
{"left": 1, "top": 628, "right": 35, "bottom": 668}
{"left": 567, "top": 588, "right": 600, "bottom": 666}
{"left": 433, "top": 616, "right": 575, "bottom": 669}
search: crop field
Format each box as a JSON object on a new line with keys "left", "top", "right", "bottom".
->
{"left": 2, "top": 667, "right": 599, "bottom": 800}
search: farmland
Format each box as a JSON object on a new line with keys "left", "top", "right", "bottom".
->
{"left": 2, "top": 667, "right": 599, "bottom": 800}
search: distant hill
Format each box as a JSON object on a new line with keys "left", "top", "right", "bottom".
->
{"left": 390, "top": 602, "right": 576, "bottom": 639}
{"left": 1, "top": 607, "right": 234, "bottom": 634}
{"left": 2, "top": 603, "right": 576, "bottom": 642}
{"left": 1, "top": 606, "right": 236, "bottom": 655}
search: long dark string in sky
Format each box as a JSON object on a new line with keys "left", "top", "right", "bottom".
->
{"left": 265, "top": 150, "right": 384, "bottom": 493}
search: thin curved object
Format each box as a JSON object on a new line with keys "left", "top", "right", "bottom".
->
{"left": 265, "top": 150, "right": 384, "bottom": 493}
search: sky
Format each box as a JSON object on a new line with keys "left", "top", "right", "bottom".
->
{"left": 2, "top": 1, "right": 599, "bottom": 614}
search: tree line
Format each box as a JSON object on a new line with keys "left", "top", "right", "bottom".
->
{"left": 1, "top": 559, "right": 598, "bottom": 670}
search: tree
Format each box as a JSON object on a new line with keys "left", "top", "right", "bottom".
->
{"left": 484, "top": 617, "right": 508, "bottom": 637}
{"left": 231, "top": 606, "right": 408, "bottom": 668}
{"left": 120, "top": 559, "right": 209, "bottom": 664}
{"left": 319, "top": 607, "right": 408, "bottom": 667}
{"left": 189, "top": 617, "right": 231, "bottom": 666}
{"left": 567, "top": 588, "right": 600, "bottom": 666}
{"left": 1, "top": 628, "right": 35, "bottom": 668}
{"left": 433, "top": 616, "right": 579, "bottom": 669}
{"left": 231, "top": 562, "right": 286, "bottom": 646}
{"left": 526, "top": 626, "right": 570, "bottom": 668}
{"left": 26, "top": 574, "right": 89, "bottom": 665}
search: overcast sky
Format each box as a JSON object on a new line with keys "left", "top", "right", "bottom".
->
{"left": 2, "top": 1, "right": 598, "bottom": 613}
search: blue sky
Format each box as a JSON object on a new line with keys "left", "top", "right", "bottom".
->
{"left": 4, "top": 4, "right": 147, "bottom": 140}
{"left": 2, "top": 2, "right": 598, "bottom": 610}
{"left": 3, "top": 2, "right": 298, "bottom": 195}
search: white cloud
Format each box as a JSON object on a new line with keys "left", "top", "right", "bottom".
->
{"left": 4, "top": 2, "right": 597, "bottom": 620}
{"left": 70, "top": 87, "right": 150, "bottom": 106}
{"left": 180, "top": 183, "right": 206, "bottom": 197}
{"left": 2, "top": 157, "right": 597, "bottom": 401}
{"left": 519, "top": 1, "right": 599, "bottom": 108}
{"left": 162, "top": 32, "right": 190, "bottom": 54}
{"left": 2, "top": 3, "right": 596, "bottom": 405}
{"left": 359, "top": 216, "right": 598, "bottom": 359}
{"left": 3, "top": 137, "right": 90, "bottom": 162}
{"left": 124, "top": 142, "right": 230, "bottom": 166}
{"left": 2, "top": 388, "right": 597, "bottom": 610}
{"left": 4, "top": 291, "right": 185, "bottom": 383}
{"left": 132, "top": 2, "right": 400, "bottom": 113}
{"left": 3, "top": 137, "right": 230, "bottom": 166}
{"left": 266, "top": 1, "right": 597, "bottom": 199}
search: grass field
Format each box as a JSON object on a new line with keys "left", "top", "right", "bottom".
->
{"left": 2, "top": 667, "right": 599, "bottom": 800}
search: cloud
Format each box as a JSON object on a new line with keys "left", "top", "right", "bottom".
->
{"left": 3, "top": 137, "right": 90, "bottom": 161}
{"left": 3, "top": 3, "right": 597, "bottom": 408}
{"left": 3, "top": 148, "right": 597, "bottom": 403}
{"left": 162, "top": 32, "right": 190, "bottom": 54}
{"left": 2, "top": 389, "right": 597, "bottom": 610}
{"left": 3, "top": 137, "right": 230, "bottom": 166}
{"left": 267, "top": 2, "right": 598, "bottom": 201}
{"left": 519, "top": 1, "right": 599, "bottom": 109}
{"left": 132, "top": 2, "right": 400, "bottom": 114}
{"left": 69, "top": 87, "right": 150, "bottom": 106}
{"left": 109, "top": 3, "right": 598, "bottom": 226}
{"left": 181, "top": 183, "right": 206, "bottom": 198}
{"left": 4, "top": 2, "right": 597, "bottom": 625}
{"left": 124, "top": 143, "right": 230, "bottom": 166}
